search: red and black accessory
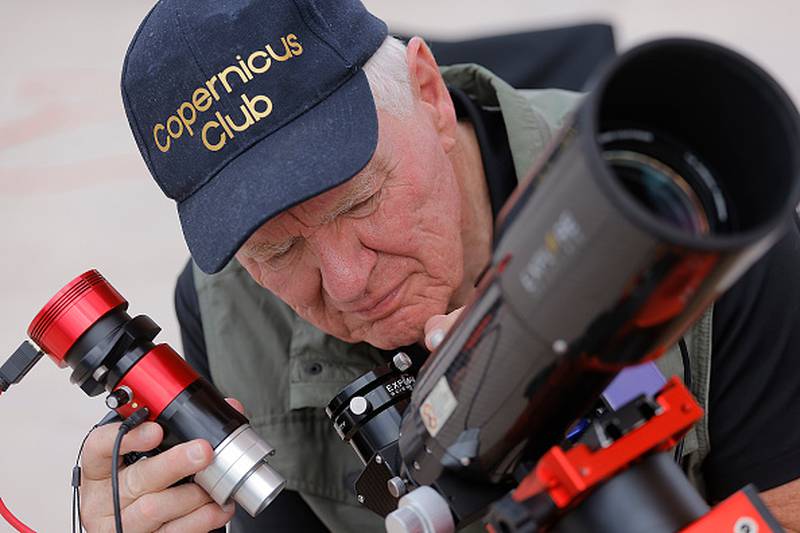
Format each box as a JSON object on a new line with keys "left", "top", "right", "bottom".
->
{"left": 5, "top": 270, "right": 285, "bottom": 518}
{"left": 484, "top": 378, "right": 784, "bottom": 533}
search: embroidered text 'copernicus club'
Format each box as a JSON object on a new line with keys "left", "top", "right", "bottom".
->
{"left": 152, "top": 33, "right": 303, "bottom": 153}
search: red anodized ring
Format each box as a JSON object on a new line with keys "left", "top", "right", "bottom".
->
{"left": 27, "top": 270, "right": 127, "bottom": 367}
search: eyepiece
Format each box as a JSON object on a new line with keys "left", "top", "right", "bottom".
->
{"left": 194, "top": 424, "right": 286, "bottom": 516}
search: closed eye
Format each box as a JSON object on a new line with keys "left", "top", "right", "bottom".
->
{"left": 265, "top": 237, "right": 300, "bottom": 269}
{"left": 348, "top": 191, "right": 380, "bottom": 218}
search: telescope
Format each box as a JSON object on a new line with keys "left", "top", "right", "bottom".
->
{"left": 1, "top": 36, "right": 798, "bottom": 533}
{"left": 327, "top": 38, "right": 800, "bottom": 532}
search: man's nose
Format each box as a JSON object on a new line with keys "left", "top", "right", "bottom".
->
{"left": 311, "top": 225, "right": 377, "bottom": 304}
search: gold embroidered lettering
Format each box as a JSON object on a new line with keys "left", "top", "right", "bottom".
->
{"left": 152, "top": 33, "right": 304, "bottom": 155}
{"left": 266, "top": 38, "right": 292, "bottom": 62}
{"left": 236, "top": 55, "right": 254, "bottom": 80}
{"left": 192, "top": 87, "right": 213, "bottom": 112}
{"left": 287, "top": 33, "right": 303, "bottom": 56}
{"left": 201, "top": 121, "right": 226, "bottom": 151}
{"left": 206, "top": 76, "right": 221, "bottom": 101}
{"left": 241, "top": 93, "right": 273, "bottom": 121}
{"left": 153, "top": 123, "right": 170, "bottom": 152}
{"left": 166, "top": 115, "right": 184, "bottom": 139}
{"left": 225, "top": 105, "right": 255, "bottom": 132}
{"left": 215, "top": 111, "right": 235, "bottom": 138}
{"left": 247, "top": 50, "right": 272, "bottom": 74}
{"left": 177, "top": 102, "right": 196, "bottom": 136}
{"left": 219, "top": 65, "right": 248, "bottom": 93}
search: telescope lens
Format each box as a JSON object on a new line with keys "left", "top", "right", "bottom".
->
{"left": 600, "top": 129, "right": 729, "bottom": 235}
{"left": 604, "top": 150, "right": 710, "bottom": 235}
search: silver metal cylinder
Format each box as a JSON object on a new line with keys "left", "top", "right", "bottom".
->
{"left": 385, "top": 486, "right": 454, "bottom": 533}
{"left": 194, "top": 424, "right": 285, "bottom": 516}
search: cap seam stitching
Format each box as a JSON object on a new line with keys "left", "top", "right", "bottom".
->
{"left": 174, "top": 2, "right": 242, "bottom": 122}
{"left": 289, "top": 0, "right": 352, "bottom": 68}
{"left": 171, "top": 0, "right": 246, "bottom": 201}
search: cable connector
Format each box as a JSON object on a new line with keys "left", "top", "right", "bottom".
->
{"left": 113, "top": 408, "right": 150, "bottom": 533}
{"left": 121, "top": 408, "right": 150, "bottom": 433}
{"left": 0, "top": 341, "right": 44, "bottom": 394}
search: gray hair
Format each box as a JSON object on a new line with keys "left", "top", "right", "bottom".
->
{"left": 363, "top": 36, "right": 414, "bottom": 117}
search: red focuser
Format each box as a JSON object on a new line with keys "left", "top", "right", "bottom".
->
{"left": 115, "top": 344, "right": 199, "bottom": 420}
{"left": 27, "top": 270, "right": 126, "bottom": 367}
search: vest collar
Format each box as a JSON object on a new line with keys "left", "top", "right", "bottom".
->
{"left": 441, "top": 63, "right": 552, "bottom": 178}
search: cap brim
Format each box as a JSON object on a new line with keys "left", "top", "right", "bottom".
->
{"left": 178, "top": 70, "right": 379, "bottom": 274}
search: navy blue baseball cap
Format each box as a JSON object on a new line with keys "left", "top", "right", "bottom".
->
{"left": 122, "top": 0, "right": 388, "bottom": 273}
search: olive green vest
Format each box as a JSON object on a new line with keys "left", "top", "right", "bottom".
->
{"left": 193, "top": 64, "right": 713, "bottom": 531}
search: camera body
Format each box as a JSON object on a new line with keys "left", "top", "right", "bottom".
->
{"left": 26, "top": 271, "right": 286, "bottom": 517}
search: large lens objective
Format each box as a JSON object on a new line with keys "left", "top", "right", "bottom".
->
{"left": 600, "top": 129, "right": 728, "bottom": 235}
{"left": 604, "top": 150, "right": 710, "bottom": 235}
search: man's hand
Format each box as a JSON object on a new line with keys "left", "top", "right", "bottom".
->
{"left": 79, "top": 399, "right": 244, "bottom": 532}
{"left": 424, "top": 307, "right": 464, "bottom": 350}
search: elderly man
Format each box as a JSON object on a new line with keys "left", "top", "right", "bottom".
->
{"left": 79, "top": 0, "right": 800, "bottom": 532}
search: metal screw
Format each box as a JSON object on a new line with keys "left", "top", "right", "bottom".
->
{"left": 392, "top": 352, "right": 413, "bottom": 372}
{"left": 460, "top": 457, "right": 471, "bottom": 467}
{"left": 349, "top": 396, "right": 370, "bottom": 416}
{"left": 375, "top": 455, "right": 383, "bottom": 465}
{"left": 387, "top": 477, "right": 407, "bottom": 498}
{"left": 552, "top": 339, "right": 568, "bottom": 354}
{"left": 424, "top": 446, "right": 432, "bottom": 454}
{"left": 733, "top": 517, "right": 758, "bottom": 533}
{"left": 413, "top": 461, "right": 421, "bottom": 470}
{"left": 580, "top": 467, "right": 591, "bottom": 477}
{"left": 93, "top": 365, "right": 109, "bottom": 382}
{"left": 357, "top": 494, "right": 365, "bottom": 504}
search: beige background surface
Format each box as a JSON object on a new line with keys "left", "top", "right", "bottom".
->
{"left": 0, "top": 1, "right": 797, "bottom": 531}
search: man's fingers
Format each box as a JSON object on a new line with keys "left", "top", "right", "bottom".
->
{"left": 123, "top": 483, "right": 214, "bottom": 533}
{"left": 120, "top": 439, "right": 213, "bottom": 505}
{"left": 225, "top": 397, "right": 245, "bottom": 414}
{"left": 156, "top": 501, "right": 235, "bottom": 533}
{"left": 82, "top": 422, "right": 163, "bottom": 480}
{"left": 424, "top": 307, "right": 464, "bottom": 350}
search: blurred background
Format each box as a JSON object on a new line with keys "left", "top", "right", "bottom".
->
{"left": 0, "top": 1, "right": 797, "bottom": 531}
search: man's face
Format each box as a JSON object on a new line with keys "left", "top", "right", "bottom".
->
{"left": 235, "top": 108, "right": 465, "bottom": 349}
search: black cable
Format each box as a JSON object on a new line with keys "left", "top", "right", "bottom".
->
{"left": 112, "top": 408, "right": 150, "bottom": 533}
{"left": 72, "top": 428, "right": 96, "bottom": 533}
{"left": 678, "top": 337, "right": 692, "bottom": 390}
{"left": 111, "top": 430, "right": 125, "bottom": 533}
{"left": 674, "top": 337, "right": 692, "bottom": 463}
{"left": 72, "top": 411, "right": 122, "bottom": 533}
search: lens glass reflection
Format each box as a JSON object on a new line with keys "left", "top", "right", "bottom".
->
{"left": 604, "top": 150, "right": 710, "bottom": 235}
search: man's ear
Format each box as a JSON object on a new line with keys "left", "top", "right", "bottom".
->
{"left": 406, "top": 36, "right": 457, "bottom": 150}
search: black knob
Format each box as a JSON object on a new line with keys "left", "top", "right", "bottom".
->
{"left": 105, "top": 386, "right": 133, "bottom": 409}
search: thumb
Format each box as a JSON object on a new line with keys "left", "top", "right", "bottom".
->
{"left": 225, "top": 397, "right": 245, "bottom": 414}
{"left": 424, "top": 307, "right": 464, "bottom": 350}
